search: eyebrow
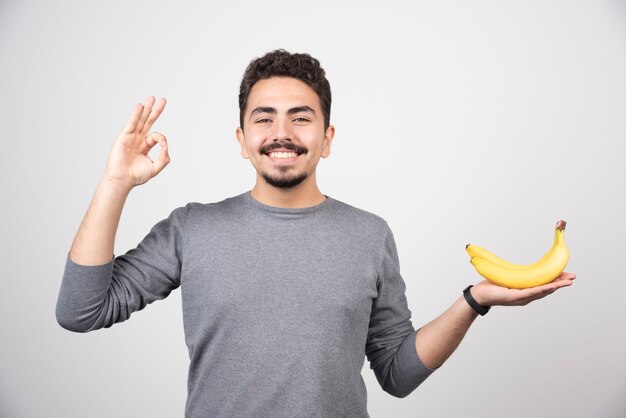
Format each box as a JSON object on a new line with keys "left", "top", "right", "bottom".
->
{"left": 287, "top": 106, "right": 315, "bottom": 115}
{"left": 249, "top": 105, "right": 316, "bottom": 117}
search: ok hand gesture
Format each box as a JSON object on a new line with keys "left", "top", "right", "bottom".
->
{"left": 104, "top": 96, "right": 170, "bottom": 190}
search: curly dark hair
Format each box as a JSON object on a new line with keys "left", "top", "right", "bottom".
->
{"left": 238, "top": 49, "right": 332, "bottom": 130}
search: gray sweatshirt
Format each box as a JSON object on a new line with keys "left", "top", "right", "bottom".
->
{"left": 56, "top": 192, "right": 434, "bottom": 417}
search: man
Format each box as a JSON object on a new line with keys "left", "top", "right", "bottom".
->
{"left": 56, "top": 50, "right": 576, "bottom": 417}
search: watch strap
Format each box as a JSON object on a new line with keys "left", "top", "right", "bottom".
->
{"left": 463, "top": 285, "right": 490, "bottom": 316}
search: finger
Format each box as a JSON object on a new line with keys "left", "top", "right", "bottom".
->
{"left": 121, "top": 103, "right": 144, "bottom": 135}
{"left": 518, "top": 290, "right": 557, "bottom": 306}
{"left": 553, "top": 277, "right": 574, "bottom": 287}
{"left": 151, "top": 137, "right": 170, "bottom": 177}
{"left": 557, "top": 271, "right": 577, "bottom": 281}
{"left": 525, "top": 273, "right": 575, "bottom": 294}
{"left": 507, "top": 285, "right": 555, "bottom": 305}
{"left": 143, "top": 132, "right": 166, "bottom": 152}
{"left": 521, "top": 277, "right": 576, "bottom": 304}
{"left": 546, "top": 273, "right": 575, "bottom": 291}
{"left": 507, "top": 282, "right": 556, "bottom": 302}
{"left": 143, "top": 97, "right": 167, "bottom": 134}
{"left": 135, "top": 96, "right": 156, "bottom": 133}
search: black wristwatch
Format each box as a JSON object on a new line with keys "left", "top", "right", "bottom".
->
{"left": 463, "top": 285, "right": 490, "bottom": 316}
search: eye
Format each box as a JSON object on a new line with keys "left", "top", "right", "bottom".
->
{"left": 255, "top": 118, "right": 272, "bottom": 123}
{"left": 293, "top": 117, "right": 310, "bottom": 123}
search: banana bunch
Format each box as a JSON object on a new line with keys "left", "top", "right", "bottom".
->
{"left": 466, "top": 220, "right": 569, "bottom": 289}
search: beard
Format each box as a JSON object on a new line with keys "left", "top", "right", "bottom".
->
{"left": 261, "top": 167, "right": 308, "bottom": 188}
{"left": 258, "top": 140, "right": 309, "bottom": 188}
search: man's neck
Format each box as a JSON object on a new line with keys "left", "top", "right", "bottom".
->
{"left": 250, "top": 177, "right": 326, "bottom": 209}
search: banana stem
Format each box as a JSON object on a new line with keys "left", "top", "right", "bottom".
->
{"left": 556, "top": 220, "right": 567, "bottom": 231}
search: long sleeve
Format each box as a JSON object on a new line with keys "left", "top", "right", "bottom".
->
{"left": 56, "top": 205, "right": 188, "bottom": 333}
{"left": 365, "top": 225, "right": 435, "bottom": 398}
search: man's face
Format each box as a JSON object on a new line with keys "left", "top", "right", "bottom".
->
{"left": 236, "top": 76, "right": 334, "bottom": 189}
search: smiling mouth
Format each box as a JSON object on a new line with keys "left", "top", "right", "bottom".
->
{"left": 267, "top": 151, "right": 299, "bottom": 159}
{"left": 260, "top": 142, "right": 308, "bottom": 160}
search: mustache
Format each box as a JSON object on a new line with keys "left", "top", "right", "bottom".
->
{"left": 260, "top": 141, "right": 308, "bottom": 155}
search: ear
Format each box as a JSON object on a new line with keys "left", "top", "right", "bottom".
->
{"left": 321, "top": 125, "right": 335, "bottom": 158}
{"left": 236, "top": 127, "right": 249, "bottom": 159}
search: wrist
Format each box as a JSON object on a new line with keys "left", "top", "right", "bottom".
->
{"left": 100, "top": 175, "right": 134, "bottom": 195}
{"left": 463, "top": 285, "right": 491, "bottom": 316}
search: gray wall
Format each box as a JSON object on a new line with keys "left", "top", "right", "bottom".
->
{"left": 1, "top": 0, "right": 625, "bottom": 417}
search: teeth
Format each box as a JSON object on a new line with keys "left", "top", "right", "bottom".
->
{"left": 268, "top": 151, "right": 298, "bottom": 159}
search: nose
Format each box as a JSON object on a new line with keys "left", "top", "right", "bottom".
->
{"left": 272, "top": 117, "right": 293, "bottom": 142}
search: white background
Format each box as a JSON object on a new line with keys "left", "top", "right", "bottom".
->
{"left": 1, "top": 0, "right": 625, "bottom": 417}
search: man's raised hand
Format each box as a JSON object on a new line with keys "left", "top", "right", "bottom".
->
{"left": 103, "top": 96, "right": 170, "bottom": 190}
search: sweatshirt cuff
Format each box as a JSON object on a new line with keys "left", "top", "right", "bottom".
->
{"left": 394, "top": 329, "right": 436, "bottom": 391}
{"left": 62, "top": 254, "right": 115, "bottom": 292}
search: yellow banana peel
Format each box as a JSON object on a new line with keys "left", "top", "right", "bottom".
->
{"left": 467, "top": 220, "right": 569, "bottom": 289}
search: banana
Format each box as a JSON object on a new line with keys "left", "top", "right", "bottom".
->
{"left": 466, "top": 237, "right": 556, "bottom": 270}
{"left": 468, "top": 220, "right": 569, "bottom": 289}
